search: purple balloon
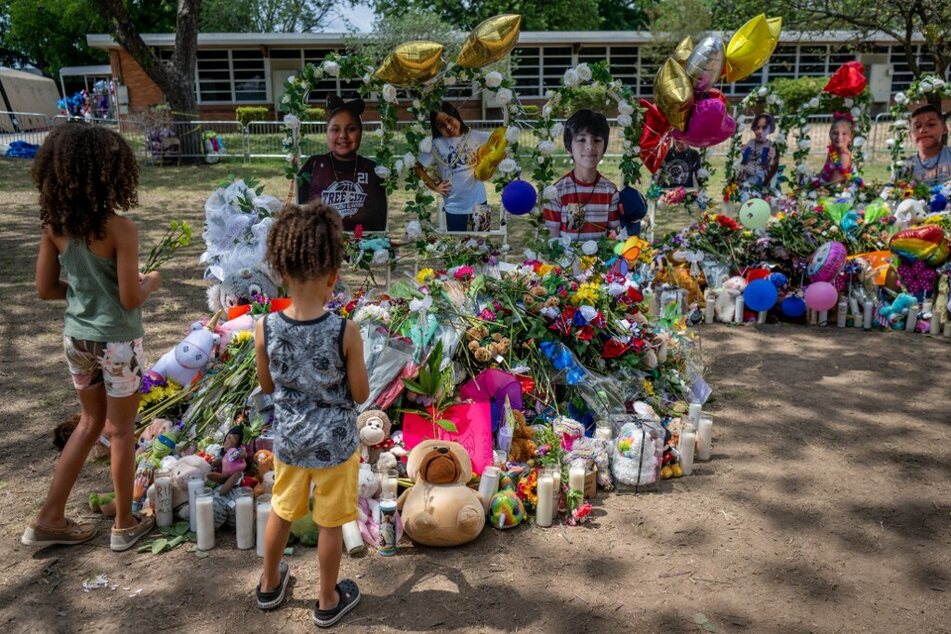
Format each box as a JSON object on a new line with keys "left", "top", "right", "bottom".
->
{"left": 803, "top": 281, "right": 839, "bottom": 312}
{"left": 671, "top": 97, "right": 736, "bottom": 148}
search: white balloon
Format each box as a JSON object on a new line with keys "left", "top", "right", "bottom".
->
{"left": 685, "top": 35, "right": 725, "bottom": 92}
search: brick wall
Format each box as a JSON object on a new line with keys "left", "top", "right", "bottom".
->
{"left": 111, "top": 50, "right": 164, "bottom": 115}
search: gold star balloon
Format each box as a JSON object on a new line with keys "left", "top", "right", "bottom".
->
{"left": 374, "top": 41, "right": 445, "bottom": 86}
{"left": 654, "top": 58, "right": 694, "bottom": 131}
{"left": 671, "top": 36, "right": 695, "bottom": 66}
{"left": 457, "top": 14, "right": 523, "bottom": 68}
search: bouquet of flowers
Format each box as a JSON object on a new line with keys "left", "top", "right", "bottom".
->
{"left": 656, "top": 186, "right": 710, "bottom": 215}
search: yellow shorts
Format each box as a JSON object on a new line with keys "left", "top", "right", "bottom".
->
{"left": 271, "top": 451, "right": 359, "bottom": 528}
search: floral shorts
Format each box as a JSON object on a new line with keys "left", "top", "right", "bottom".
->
{"left": 63, "top": 336, "right": 144, "bottom": 398}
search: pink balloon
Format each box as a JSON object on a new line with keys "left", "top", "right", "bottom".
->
{"left": 671, "top": 97, "right": 736, "bottom": 148}
{"left": 803, "top": 281, "right": 838, "bottom": 311}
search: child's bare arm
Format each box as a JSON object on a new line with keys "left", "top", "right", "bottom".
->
{"left": 114, "top": 217, "right": 160, "bottom": 309}
{"left": 254, "top": 317, "right": 275, "bottom": 394}
{"left": 35, "top": 228, "right": 67, "bottom": 300}
{"left": 343, "top": 320, "right": 369, "bottom": 404}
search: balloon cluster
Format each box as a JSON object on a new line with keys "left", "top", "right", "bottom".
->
{"left": 644, "top": 15, "right": 782, "bottom": 171}
{"left": 375, "top": 15, "right": 522, "bottom": 86}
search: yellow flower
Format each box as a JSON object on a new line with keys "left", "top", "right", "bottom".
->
{"left": 580, "top": 255, "right": 597, "bottom": 270}
{"left": 537, "top": 264, "right": 555, "bottom": 277}
{"left": 742, "top": 230, "right": 753, "bottom": 238}
{"left": 416, "top": 267, "right": 435, "bottom": 285}
{"left": 776, "top": 212, "right": 786, "bottom": 220}
{"left": 571, "top": 281, "right": 601, "bottom": 305}
{"left": 232, "top": 331, "right": 253, "bottom": 346}
{"left": 642, "top": 379, "right": 654, "bottom": 397}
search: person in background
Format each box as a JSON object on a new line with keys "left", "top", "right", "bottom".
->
{"left": 658, "top": 139, "right": 702, "bottom": 188}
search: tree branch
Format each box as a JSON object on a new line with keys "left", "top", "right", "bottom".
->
{"left": 95, "top": 0, "right": 173, "bottom": 89}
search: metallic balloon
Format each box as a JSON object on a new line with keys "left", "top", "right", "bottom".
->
{"left": 672, "top": 36, "right": 694, "bottom": 66}
{"left": 724, "top": 15, "right": 782, "bottom": 83}
{"left": 457, "top": 14, "right": 523, "bottom": 68}
{"left": 374, "top": 41, "right": 445, "bottom": 86}
{"left": 684, "top": 35, "right": 725, "bottom": 92}
{"left": 654, "top": 58, "right": 694, "bottom": 131}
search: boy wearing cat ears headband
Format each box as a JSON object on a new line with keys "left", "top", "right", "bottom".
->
{"left": 298, "top": 96, "right": 388, "bottom": 232}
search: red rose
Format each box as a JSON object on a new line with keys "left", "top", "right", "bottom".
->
{"left": 354, "top": 224, "right": 364, "bottom": 239}
{"left": 602, "top": 339, "right": 628, "bottom": 359}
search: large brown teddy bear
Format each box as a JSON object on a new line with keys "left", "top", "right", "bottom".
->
{"left": 508, "top": 410, "right": 536, "bottom": 463}
{"left": 397, "top": 439, "right": 485, "bottom": 547}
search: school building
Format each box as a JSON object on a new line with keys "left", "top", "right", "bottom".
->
{"left": 86, "top": 30, "right": 945, "bottom": 121}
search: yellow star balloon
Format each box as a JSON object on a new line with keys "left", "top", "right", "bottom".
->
{"left": 724, "top": 15, "right": 782, "bottom": 83}
{"left": 671, "top": 36, "right": 695, "bottom": 66}
{"left": 457, "top": 14, "right": 523, "bottom": 68}
{"left": 375, "top": 41, "right": 445, "bottom": 86}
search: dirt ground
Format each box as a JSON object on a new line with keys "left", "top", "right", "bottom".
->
{"left": 1, "top": 157, "right": 949, "bottom": 633}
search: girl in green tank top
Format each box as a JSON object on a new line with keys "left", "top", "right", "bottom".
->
{"left": 23, "top": 123, "right": 161, "bottom": 552}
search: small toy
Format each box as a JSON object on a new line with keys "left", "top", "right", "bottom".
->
{"left": 356, "top": 410, "right": 406, "bottom": 471}
{"left": 150, "top": 317, "right": 222, "bottom": 386}
{"left": 507, "top": 410, "right": 537, "bottom": 463}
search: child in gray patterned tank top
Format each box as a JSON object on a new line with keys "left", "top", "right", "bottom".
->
{"left": 253, "top": 201, "right": 369, "bottom": 624}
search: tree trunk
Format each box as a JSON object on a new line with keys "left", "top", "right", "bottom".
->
{"left": 97, "top": 0, "right": 204, "bottom": 163}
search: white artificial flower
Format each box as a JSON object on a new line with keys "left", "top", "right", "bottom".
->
{"left": 419, "top": 136, "right": 433, "bottom": 154}
{"left": 509, "top": 104, "right": 520, "bottom": 114}
{"left": 543, "top": 185, "right": 559, "bottom": 200}
{"left": 807, "top": 97, "right": 820, "bottom": 109}
{"left": 363, "top": 73, "right": 372, "bottom": 84}
{"left": 445, "top": 75, "right": 457, "bottom": 86}
{"left": 545, "top": 90, "right": 556, "bottom": 100}
{"left": 394, "top": 159, "right": 404, "bottom": 174}
{"left": 405, "top": 220, "right": 423, "bottom": 239}
{"left": 537, "top": 140, "right": 556, "bottom": 156}
{"left": 495, "top": 88, "right": 513, "bottom": 105}
{"left": 498, "top": 158, "right": 518, "bottom": 174}
{"left": 374, "top": 127, "right": 384, "bottom": 138}
{"left": 382, "top": 83, "right": 398, "bottom": 103}
{"left": 850, "top": 106, "right": 862, "bottom": 118}
{"left": 622, "top": 139, "right": 632, "bottom": 151}
{"left": 607, "top": 283, "right": 626, "bottom": 297}
{"left": 576, "top": 63, "right": 592, "bottom": 82}
{"left": 775, "top": 134, "right": 787, "bottom": 145}
{"left": 853, "top": 136, "right": 866, "bottom": 148}
{"left": 374, "top": 165, "right": 391, "bottom": 179}
{"left": 322, "top": 60, "right": 340, "bottom": 77}
{"left": 697, "top": 168, "right": 710, "bottom": 179}
{"left": 281, "top": 95, "right": 290, "bottom": 104}
{"left": 581, "top": 240, "right": 599, "bottom": 255}
{"left": 632, "top": 145, "right": 640, "bottom": 154}
{"left": 843, "top": 97, "right": 853, "bottom": 107}
{"left": 550, "top": 122, "right": 564, "bottom": 139}
{"left": 506, "top": 126, "right": 521, "bottom": 143}
{"left": 403, "top": 152, "right": 415, "bottom": 167}
{"left": 537, "top": 155, "right": 546, "bottom": 164}
{"left": 286, "top": 75, "right": 296, "bottom": 85}
{"left": 933, "top": 78, "right": 946, "bottom": 89}
{"left": 579, "top": 305, "right": 598, "bottom": 322}
{"left": 542, "top": 105, "right": 552, "bottom": 119}
{"left": 618, "top": 101, "right": 634, "bottom": 116}
{"left": 372, "top": 249, "right": 390, "bottom": 265}
{"left": 282, "top": 114, "right": 300, "bottom": 130}
{"left": 563, "top": 68, "right": 580, "bottom": 88}
{"left": 617, "top": 113, "right": 633, "bottom": 128}
{"left": 798, "top": 162, "right": 811, "bottom": 174}
{"left": 758, "top": 86, "right": 768, "bottom": 97}
{"left": 411, "top": 123, "right": 425, "bottom": 135}
{"left": 485, "top": 71, "right": 503, "bottom": 88}
{"left": 412, "top": 99, "right": 421, "bottom": 109}
{"left": 886, "top": 138, "right": 896, "bottom": 148}
{"left": 921, "top": 80, "right": 933, "bottom": 93}
{"left": 766, "top": 94, "right": 777, "bottom": 105}
{"left": 894, "top": 92, "right": 908, "bottom": 105}
{"left": 798, "top": 139, "right": 811, "bottom": 150}
{"left": 894, "top": 119, "right": 908, "bottom": 129}
{"left": 409, "top": 294, "right": 432, "bottom": 312}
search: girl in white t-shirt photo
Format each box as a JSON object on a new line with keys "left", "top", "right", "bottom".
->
{"left": 416, "top": 102, "right": 490, "bottom": 232}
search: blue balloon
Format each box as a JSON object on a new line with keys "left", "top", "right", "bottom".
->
{"left": 501, "top": 180, "right": 537, "bottom": 216}
{"left": 769, "top": 272, "right": 788, "bottom": 289}
{"left": 744, "top": 279, "right": 779, "bottom": 312}
{"left": 780, "top": 295, "right": 807, "bottom": 318}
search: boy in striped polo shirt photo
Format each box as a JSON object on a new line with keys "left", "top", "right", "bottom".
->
{"left": 543, "top": 109, "right": 620, "bottom": 242}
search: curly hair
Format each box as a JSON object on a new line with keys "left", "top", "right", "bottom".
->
{"left": 266, "top": 201, "right": 344, "bottom": 282}
{"left": 33, "top": 123, "right": 139, "bottom": 241}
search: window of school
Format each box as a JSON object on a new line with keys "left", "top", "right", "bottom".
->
{"left": 193, "top": 49, "right": 267, "bottom": 103}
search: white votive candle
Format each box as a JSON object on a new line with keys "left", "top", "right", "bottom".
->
{"left": 944, "top": 322, "right": 951, "bottom": 338}
{"left": 235, "top": 487, "right": 254, "bottom": 550}
{"left": 679, "top": 430, "right": 696, "bottom": 476}
{"left": 836, "top": 300, "right": 847, "bottom": 328}
{"left": 568, "top": 463, "right": 586, "bottom": 495}
{"left": 535, "top": 474, "right": 553, "bottom": 527}
{"left": 154, "top": 470, "right": 173, "bottom": 528}
{"left": 187, "top": 476, "right": 204, "bottom": 533}
{"left": 863, "top": 300, "right": 874, "bottom": 330}
{"left": 688, "top": 401, "right": 702, "bottom": 427}
{"left": 931, "top": 309, "right": 943, "bottom": 335}
{"left": 342, "top": 520, "right": 365, "bottom": 555}
{"left": 195, "top": 488, "right": 215, "bottom": 551}
{"left": 697, "top": 417, "right": 713, "bottom": 461}
{"left": 382, "top": 470, "right": 399, "bottom": 499}
{"left": 478, "top": 466, "right": 501, "bottom": 513}
{"left": 818, "top": 310, "right": 828, "bottom": 326}
{"left": 704, "top": 291, "right": 716, "bottom": 324}
{"left": 733, "top": 295, "right": 744, "bottom": 323}
{"left": 757, "top": 310, "right": 767, "bottom": 324}
{"left": 905, "top": 303, "right": 918, "bottom": 332}
{"left": 256, "top": 495, "right": 272, "bottom": 557}
{"left": 849, "top": 297, "right": 860, "bottom": 317}
{"left": 550, "top": 467, "right": 562, "bottom": 509}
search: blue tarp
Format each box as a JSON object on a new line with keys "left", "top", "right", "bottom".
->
{"left": 5, "top": 140, "right": 39, "bottom": 159}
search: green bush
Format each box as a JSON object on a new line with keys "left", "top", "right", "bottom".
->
{"left": 235, "top": 106, "right": 270, "bottom": 128}
{"left": 768, "top": 77, "right": 826, "bottom": 111}
{"left": 302, "top": 107, "right": 326, "bottom": 122}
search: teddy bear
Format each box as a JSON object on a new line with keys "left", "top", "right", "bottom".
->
{"left": 877, "top": 292, "right": 917, "bottom": 329}
{"left": 398, "top": 439, "right": 485, "bottom": 547}
{"left": 894, "top": 198, "right": 928, "bottom": 230}
{"left": 507, "top": 410, "right": 536, "bottom": 463}
{"left": 146, "top": 454, "right": 211, "bottom": 521}
{"left": 207, "top": 266, "right": 280, "bottom": 313}
{"left": 251, "top": 449, "right": 275, "bottom": 496}
{"left": 357, "top": 410, "right": 406, "bottom": 471}
{"left": 150, "top": 320, "right": 221, "bottom": 386}
{"left": 713, "top": 276, "right": 748, "bottom": 323}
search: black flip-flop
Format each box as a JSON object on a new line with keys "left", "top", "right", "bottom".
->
{"left": 312, "top": 578, "right": 361, "bottom": 628}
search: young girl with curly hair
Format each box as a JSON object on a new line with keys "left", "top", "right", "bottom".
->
{"left": 253, "top": 201, "right": 368, "bottom": 627}
{"left": 23, "top": 123, "right": 161, "bottom": 551}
